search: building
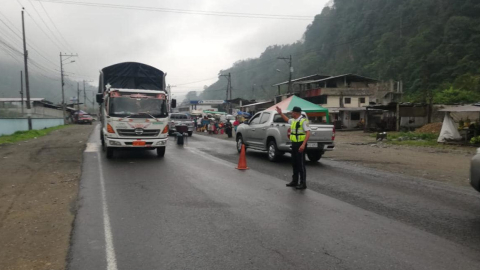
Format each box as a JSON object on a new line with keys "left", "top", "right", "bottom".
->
{"left": 0, "top": 98, "right": 67, "bottom": 118}
{"left": 273, "top": 74, "right": 403, "bottom": 129}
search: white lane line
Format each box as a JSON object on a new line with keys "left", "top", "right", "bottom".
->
{"left": 85, "top": 143, "right": 99, "bottom": 152}
{"left": 97, "top": 152, "right": 118, "bottom": 270}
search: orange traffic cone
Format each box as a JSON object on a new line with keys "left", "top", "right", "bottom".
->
{"left": 236, "top": 144, "right": 249, "bottom": 170}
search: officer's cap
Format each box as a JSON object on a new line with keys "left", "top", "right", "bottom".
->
{"left": 292, "top": 106, "right": 302, "bottom": 113}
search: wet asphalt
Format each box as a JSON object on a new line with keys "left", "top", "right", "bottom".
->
{"left": 68, "top": 127, "right": 480, "bottom": 270}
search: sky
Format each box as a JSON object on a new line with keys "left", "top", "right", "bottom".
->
{"left": 0, "top": 0, "right": 329, "bottom": 101}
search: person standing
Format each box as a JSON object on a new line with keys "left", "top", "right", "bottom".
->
{"left": 275, "top": 106, "right": 311, "bottom": 190}
{"left": 225, "top": 120, "right": 233, "bottom": 138}
{"left": 233, "top": 118, "right": 240, "bottom": 132}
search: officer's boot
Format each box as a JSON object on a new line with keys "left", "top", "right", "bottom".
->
{"left": 296, "top": 182, "right": 307, "bottom": 190}
{"left": 296, "top": 174, "right": 307, "bottom": 190}
{"left": 286, "top": 177, "right": 298, "bottom": 187}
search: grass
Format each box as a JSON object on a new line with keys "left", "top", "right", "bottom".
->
{"left": 370, "top": 132, "right": 441, "bottom": 147}
{"left": 0, "top": 125, "right": 68, "bottom": 145}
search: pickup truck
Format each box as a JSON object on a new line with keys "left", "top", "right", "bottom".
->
{"left": 235, "top": 109, "right": 335, "bottom": 162}
{"left": 169, "top": 113, "right": 194, "bottom": 136}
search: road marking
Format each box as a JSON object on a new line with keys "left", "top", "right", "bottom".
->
{"left": 97, "top": 152, "right": 118, "bottom": 270}
{"left": 85, "top": 143, "right": 99, "bottom": 152}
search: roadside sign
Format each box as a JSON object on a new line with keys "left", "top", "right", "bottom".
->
{"left": 190, "top": 100, "right": 226, "bottom": 105}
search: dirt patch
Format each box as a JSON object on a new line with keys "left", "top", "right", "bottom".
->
{"left": 0, "top": 124, "right": 94, "bottom": 270}
{"left": 415, "top": 122, "right": 443, "bottom": 134}
{"left": 330, "top": 131, "right": 476, "bottom": 187}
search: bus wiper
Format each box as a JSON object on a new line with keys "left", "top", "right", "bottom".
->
{"left": 137, "top": 112, "right": 158, "bottom": 121}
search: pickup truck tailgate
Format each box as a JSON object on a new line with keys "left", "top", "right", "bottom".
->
{"left": 309, "top": 124, "right": 335, "bottom": 142}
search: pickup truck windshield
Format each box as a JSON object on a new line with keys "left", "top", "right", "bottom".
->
{"left": 109, "top": 97, "right": 167, "bottom": 118}
{"left": 170, "top": 114, "right": 189, "bottom": 120}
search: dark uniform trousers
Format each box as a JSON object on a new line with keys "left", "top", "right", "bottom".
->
{"left": 291, "top": 142, "right": 307, "bottom": 185}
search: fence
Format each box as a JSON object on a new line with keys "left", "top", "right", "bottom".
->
{"left": 0, "top": 118, "right": 64, "bottom": 136}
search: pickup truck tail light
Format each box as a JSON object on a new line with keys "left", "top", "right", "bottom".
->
{"left": 332, "top": 126, "right": 336, "bottom": 141}
{"left": 287, "top": 128, "right": 291, "bottom": 139}
{"left": 162, "top": 125, "right": 169, "bottom": 134}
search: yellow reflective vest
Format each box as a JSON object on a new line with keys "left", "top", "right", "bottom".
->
{"left": 290, "top": 118, "right": 307, "bottom": 142}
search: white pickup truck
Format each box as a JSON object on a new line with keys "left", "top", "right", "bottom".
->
{"left": 235, "top": 109, "right": 335, "bottom": 162}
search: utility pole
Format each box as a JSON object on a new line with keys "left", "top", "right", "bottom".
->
{"left": 83, "top": 80, "right": 86, "bottom": 111}
{"left": 278, "top": 55, "right": 293, "bottom": 94}
{"left": 21, "top": 8, "right": 32, "bottom": 130}
{"left": 220, "top": 73, "right": 232, "bottom": 113}
{"left": 20, "top": 71, "right": 24, "bottom": 115}
{"left": 77, "top": 82, "right": 80, "bottom": 112}
{"left": 92, "top": 91, "right": 95, "bottom": 114}
{"left": 60, "top": 53, "right": 77, "bottom": 124}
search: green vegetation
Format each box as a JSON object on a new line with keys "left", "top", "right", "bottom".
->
{"left": 197, "top": 0, "right": 480, "bottom": 104}
{"left": 0, "top": 125, "right": 67, "bottom": 145}
{"left": 470, "top": 136, "right": 480, "bottom": 145}
{"left": 371, "top": 132, "right": 440, "bottom": 147}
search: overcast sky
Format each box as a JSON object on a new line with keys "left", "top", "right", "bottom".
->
{"left": 1, "top": 0, "right": 328, "bottom": 99}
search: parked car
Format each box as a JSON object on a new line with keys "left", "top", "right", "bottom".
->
{"left": 470, "top": 148, "right": 480, "bottom": 192}
{"left": 235, "top": 110, "right": 335, "bottom": 162}
{"left": 169, "top": 113, "right": 194, "bottom": 136}
{"left": 76, "top": 114, "right": 93, "bottom": 125}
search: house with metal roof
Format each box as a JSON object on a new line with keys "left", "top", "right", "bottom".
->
{"left": 272, "top": 73, "right": 403, "bottom": 129}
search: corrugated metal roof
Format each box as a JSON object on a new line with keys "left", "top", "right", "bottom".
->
{"left": 438, "top": 105, "right": 480, "bottom": 112}
{"left": 272, "top": 74, "right": 331, "bottom": 87}
{"left": 240, "top": 100, "right": 273, "bottom": 108}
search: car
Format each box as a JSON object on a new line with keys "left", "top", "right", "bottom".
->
{"left": 76, "top": 114, "right": 93, "bottom": 125}
{"left": 235, "top": 110, "right": 335, "bottom": 162}
{"left": 470, "top": 148, "right": 480, "bottom": 192}
{"left": 169, "top": 113, "right": 194, "bottom": 136}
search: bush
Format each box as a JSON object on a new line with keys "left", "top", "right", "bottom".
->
{"left": 471, "top": 136, "right": 480, "bottom": 145}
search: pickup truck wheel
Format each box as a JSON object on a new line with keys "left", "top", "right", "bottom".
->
{"left": 307, "top": 152, "right": 322, "bottom": 162}
{"left": 106, "top": 147, "right": 114, "bottom": 159}
{"left": 188, "top": 131, "right": 193, "bottom": 137}
{"left": 236, "top": 135, "right": 245, "bottom": 153}
{"left": 157, "top": 147, "right": 166, "bottom": 158}
{"left": 268, "top": 140, "right": 282, "bottom": 162}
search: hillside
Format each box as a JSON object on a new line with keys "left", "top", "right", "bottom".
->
{"left": 199, "top": 0, "right": 480, "bottom": 103}
{"left": 0, "top": 60, "right": 97, "bottom": 107}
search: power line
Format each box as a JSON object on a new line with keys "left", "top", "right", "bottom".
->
{"left": 37, "top": 0, "right": 74, "bottom": 51}
{"left": 0, "top": 16, "right": 58, "bottom": 68}
{"left": 36, "top": 0, "right": 314, "bottom": 20}
{"left": 175, "top": 77, "right": 219, "bottom": 86}
{"left": 23, "top": 8, "right": 63, "bottom": 51}
{"left": 27, "top": 0, "right": 68, "bottom": 51}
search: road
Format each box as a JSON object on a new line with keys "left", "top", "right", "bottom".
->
{"left": 68, "top": 126, "right": 480, "bottom": 270}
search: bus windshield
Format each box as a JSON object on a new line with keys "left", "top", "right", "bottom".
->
{"left": 108, "top": 96, "right": 167, "bottom": 118}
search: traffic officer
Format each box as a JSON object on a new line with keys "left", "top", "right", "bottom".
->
{"left": 276, "top": 106, "right": 311, "bottom": 190}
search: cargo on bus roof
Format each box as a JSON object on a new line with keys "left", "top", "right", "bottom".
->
{"left": 99, "top": 62, "right": 165, "bottom": 93}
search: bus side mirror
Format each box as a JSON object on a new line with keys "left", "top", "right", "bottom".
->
{"left": 171, "top": 99, "right": 177, "bottom": 108}
{"left": 96, "top": 93, "right": 103, "bottom": 104}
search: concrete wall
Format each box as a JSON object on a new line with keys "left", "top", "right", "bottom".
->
{"left": 324, "top": 96, "right": 369, "bottom": 108}
{"left": 342, "top": 111, "right": 366, "bottom": 129}
{"left": 400, "top": 117, "right": 427, "bottom": 129}
{"left": 0, "top": 118, "right": 63, "bottom": 136}
{"left": 4, "top": 106, "right": 63, "bottom": 118}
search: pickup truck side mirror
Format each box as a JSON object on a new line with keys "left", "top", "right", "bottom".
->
{"left": 96, "top": 93, "right": 103, "bottom": 104}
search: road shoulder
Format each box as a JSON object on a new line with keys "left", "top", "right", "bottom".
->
{"left": 0, "top": 124, "right": 95, "bottom": 270}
